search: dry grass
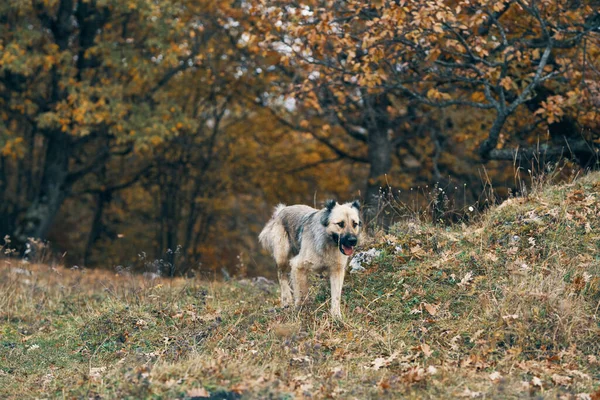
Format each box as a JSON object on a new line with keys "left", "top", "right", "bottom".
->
{"left": 1, "top": 173, "right": 600, "bottom": 399}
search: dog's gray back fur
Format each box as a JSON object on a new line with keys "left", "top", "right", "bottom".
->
{"left": 259, "top": 204, "right": 327, "bottom": 258}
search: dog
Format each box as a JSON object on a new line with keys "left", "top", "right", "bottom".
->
{"left": 259, "top": 199, "right": 361, "bottom": 318}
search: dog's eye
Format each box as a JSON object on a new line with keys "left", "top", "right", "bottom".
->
{"left": 336, "top": 221, "right": 345, "bottom": 228}
{"left": 352, "top": 221, "right": 358, "bottom": 228}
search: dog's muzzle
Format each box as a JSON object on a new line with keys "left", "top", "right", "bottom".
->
{"left": 339, "top": 234, "right": 357, "bottom": 256}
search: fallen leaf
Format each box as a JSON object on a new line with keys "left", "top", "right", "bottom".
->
{"left": 291, "top": 356, "right": 312, "bottom": 364}
{"left": 330, "top": 366, "right": 344, "bottom": 378}
{"left": 489, "top": 371, "right": 502, "bottom": 382}
{"left": 483, "top": 252, "right": 498, "bottom": 262}
{"left": 378, "top": 377, "right": 391, "bottom": 390}
{"left": 402, "top": 366, "right": 425, "bottom": 383}
{"left": 370, "top": 357, "right": 388, "bottom": 370}
{"left": 424, "top": 303, "right": 438, "bottom": 316}
{"left": 551, "top": 374, "right": 572, "bottom": 386}
{"left": 469, "top": 329, "right": 485, "bottom": 343}
{"left": 421, "top": 343, "right": 433, "bottom": 357}
{"left": 568, "top": 369, "right": 591, "bottom": 380}
{"left": 457, "top": 271, "right": 474, "bottom": 288}
{"left": 89, "top": 367, "right": 106, "bottom": 382}
{"left": 449, "top": 335, "right": 461, "bottom": 351}
{"left": 410, "top": 245, "right": 426, "bottom": 257}
{"left": 367, "top": 351, "right": 400, "bottom": 370}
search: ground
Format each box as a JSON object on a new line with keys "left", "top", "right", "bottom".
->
{"left": 1, "top": 173, "right": 600, "bottom": 399}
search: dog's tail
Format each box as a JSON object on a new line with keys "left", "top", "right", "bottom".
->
{"left": 258, "top": 204, "right": 286, "bottom": 252}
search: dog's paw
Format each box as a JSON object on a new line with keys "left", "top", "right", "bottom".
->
{"left": 330, "top": 311, "right": 343, "bottom": 320}
{"left": 329, "top": 317, "right": 346, "bottom": 330}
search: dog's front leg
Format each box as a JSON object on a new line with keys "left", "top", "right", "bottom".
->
{"left": 329, "top": 264, "right": 345, "bottom": 319}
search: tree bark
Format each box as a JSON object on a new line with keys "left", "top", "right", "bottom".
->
{"left": 13, "top": 133, "right": 70, "bottom": 246}
{"left": 364, "top": 94, "right": 393, "bottom": 217}
{"left": 365, "top": 127, "right": 392, "bottom": 216}
{"left": 479, "top": 111, "right": 508, "bottom": 159}
{"left": 488, "top": 139, "right": 599, "bottom": 164}
{"left": 83, "top": 190, "right": 110, "bottom": 266}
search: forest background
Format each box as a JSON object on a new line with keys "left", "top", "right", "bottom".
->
{"left": 0, "top": 0, "right": 598, "bottom": 277}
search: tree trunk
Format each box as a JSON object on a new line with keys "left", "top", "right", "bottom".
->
{"left": 479, "top": 111, "right": 508, "bottom": 159}
{"left": 165, "top": 188, "right": 178, "bottom": 276}
{"left": 83, "top": 190, "right": 110, "bottom": 266}
{"left": 365, "top": 127, "right": 392, "bottom": 217}
{"left": 13, "top": 133, "right": 70, "bottom": 246}
{"left": 363, "top": 94, "right": 393, "bottom": 219}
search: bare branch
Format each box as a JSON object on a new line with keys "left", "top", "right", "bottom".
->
{"left": 482, "top": 7, "right": 510, "bottom": 47}
{"left": 261, "top": 105, "right": 369, "bottom": 163}
{"left": 508, "top": 42, "right": 553, "bottom": 113}
{"left": 285, "top": 157, "right": 343, "bottom": 173}
{"left": 75, "top": 165, "right": 152, "bottom": 195}
{"left": 338, "top": 121, "right": 368, "bottom": 143}
{"left": 488, "top": 139, "right": 599, "bottom": 163}
{"left": 443, "top": 22, "right": 503, "bottom": 68}
{"left": 66, "top": 147, "right": 110, "bottom": 185}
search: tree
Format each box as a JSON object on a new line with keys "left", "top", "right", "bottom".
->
{"left": 385, "top": 0, "right": 600, "bottom": 163}
{"left": 2, "top": 0, "right": 597, "bottom": 274}
{"left": 0, "top": 0, "right": 216, "bottom": 247}
{"left": 252, "top": 0, "right": 600, "bottom": 211}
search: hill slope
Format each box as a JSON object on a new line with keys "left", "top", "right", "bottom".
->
{"left": 1, "top": 173, "right": 600, "bottom": 399}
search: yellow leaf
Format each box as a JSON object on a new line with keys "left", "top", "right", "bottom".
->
{"left": 471, "top": 92, "right": 486, "bottom": 102}
{"left": 150, "top": 136, "right": 163, "bottom": 146}
{"left": 427, "top": 88, "right": 440, "bottom": 100}
{"left": 500, "top": 76, "right": 513, "bottom": 91}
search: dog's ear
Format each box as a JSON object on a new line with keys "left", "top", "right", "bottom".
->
{"left": 351, "top": 200, "right": 360, "bottom": 210}
{"left": 324, "top": 199, "right": 337, "bottom": 211}
{"left": 321, "top": 199, "right": 336, "bottom": 226}
{"left": 320, "top": 213, "right": 330, "bottom": 226}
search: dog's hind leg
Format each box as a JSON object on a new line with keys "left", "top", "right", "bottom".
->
{"left": 290, "top": 256, "right": 309, "bottom": 306}
{"left": 271, "top": 224, "right": 293, "bottom": 307}
{"left": 277, "top": 268, "right": 293, "bottom": 306}
{"left": 329, "top": 264, "right": 346, "bottom": 319}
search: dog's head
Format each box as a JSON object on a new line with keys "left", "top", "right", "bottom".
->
{"left": 321, "top": 199, "right": 362, "bottom": 256}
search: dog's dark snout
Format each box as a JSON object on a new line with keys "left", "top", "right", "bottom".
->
{"left": 345, "top": 235, "right": 358, "bottom": 247}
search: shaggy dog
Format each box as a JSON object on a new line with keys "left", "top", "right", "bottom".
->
{"left": 259, "top": 200, "right": 361, "bottom": 318}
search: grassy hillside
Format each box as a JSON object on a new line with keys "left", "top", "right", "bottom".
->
{"left": 1, "top": 173, "right": 600, "bottom": 399}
